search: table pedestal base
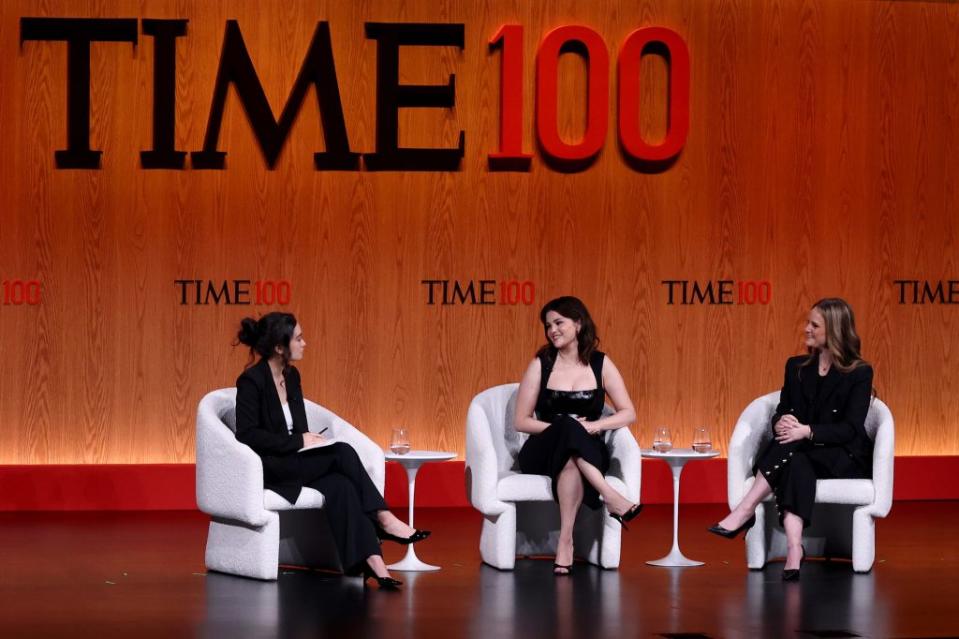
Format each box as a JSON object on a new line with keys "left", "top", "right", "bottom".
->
{"left": 387, "top": 545, "right": 440, "bottom": 572}
{"left": 646, "top": 548, "right": 704, "bottom": 567}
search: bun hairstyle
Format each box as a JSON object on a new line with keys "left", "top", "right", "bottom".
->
{"left": 236, "top": 312, "right": 298, "bottom": 369}
{"left": 536, "top": 296, "right": 600, "bottom": 365}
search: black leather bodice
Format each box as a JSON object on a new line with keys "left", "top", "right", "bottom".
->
{"left": 534, "top": 351, "right": 605, "bottom": 422}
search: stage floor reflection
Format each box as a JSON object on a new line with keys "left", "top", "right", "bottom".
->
{"left": 0, "top": 503, "right": 955, "bottom": 638}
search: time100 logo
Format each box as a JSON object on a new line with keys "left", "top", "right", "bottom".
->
{"left": 174, "top": 279, "right": 291, "bottom": 305}
{"left": 421, "top": 279, "right": 535, "bottom": 305}
{"left": 661, "top": 280, "right": 772, "bottom": 305}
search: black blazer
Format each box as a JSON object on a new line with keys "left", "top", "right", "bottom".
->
{"left": 771, "top": 355, "right": 875, "bottom": 474}
{"left": 235, "top": 357, "right": 311, "bottom": 503}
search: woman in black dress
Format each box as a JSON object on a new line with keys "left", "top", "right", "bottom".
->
{"left": 514, "top": 296, "right": 642, "bottom": 575}
{"left": 233, "top": 312, "right": 430, "bottom": 589}
{"left": 708, "top": 298, "right": 874, "bottom": 581}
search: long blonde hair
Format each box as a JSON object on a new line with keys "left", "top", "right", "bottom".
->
{"left": 802, "top": 298, "right": 866, "bottom": 373}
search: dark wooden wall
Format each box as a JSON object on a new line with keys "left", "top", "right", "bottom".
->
{"left": 1, "top": 0, "right": 956, "bottom": 463}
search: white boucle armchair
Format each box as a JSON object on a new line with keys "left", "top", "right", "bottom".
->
{"left": 195, "top": 388, "right": 385, "bottom": 580}
{"left": 465, "top": 383, "right": 641, "bottom": 570}
{"left": 728, "top": 391, "right": 894, "bottom": 573}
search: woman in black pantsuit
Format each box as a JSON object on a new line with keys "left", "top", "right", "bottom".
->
{"left": 514, "top": 296, "right": 642, "bottom": 575}
{"left": 233, "top": 312, "right": 430, "bottom": 589}
{"left": 709, "top": 298, "right": 875, "bottom": 581}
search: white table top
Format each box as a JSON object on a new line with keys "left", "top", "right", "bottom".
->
{"left": 641, "top": 447, "right": 720, "bottom": 460}
{"left": 385, "top": 450, "right": 456, "bottom": 462}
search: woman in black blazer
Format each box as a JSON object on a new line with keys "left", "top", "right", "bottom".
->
{"left": 234, "top": 312, "right": 429, "bottom": 589}
{"left": 709, "top": 298, "right": 875, "bottom": 581}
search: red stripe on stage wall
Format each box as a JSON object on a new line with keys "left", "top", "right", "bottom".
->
{"left": 0, "top": 457, "right": 955, "bottom": 510}
{"left": 0, "top": 464, "right": 196, "bottom": 511}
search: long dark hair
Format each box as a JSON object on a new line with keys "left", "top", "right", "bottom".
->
{"left": 535, "top": 296, "right": 600, "bottom": 365}
{"left": 801, "top": 298, "right": 866, "bottom": 373}
{"left": 236, "top": 312, "right": 297, "bottom": 369}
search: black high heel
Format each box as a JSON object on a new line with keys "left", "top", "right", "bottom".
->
{"left": 610, "top": 504, "right": 643, "bottom": 531}
{"left": 782, "top": 545, "right": 806, "bottom": 582}
{"left": 376, "top": 526, "right": 431, "bottom": 545}
{"left": 363, "top": 567, "right": 403, "bottom": 590}
{"left": 553, "top": 563, "right": 573, "bottom": 576}
{"left": 707, "top": 515, "right": 756, "bottom": 539}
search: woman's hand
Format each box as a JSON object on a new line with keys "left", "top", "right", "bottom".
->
{"left": 302, "top": 432, "right": 329, "bottom": 446}
{"left": 579, "top": 417, "right": 603, "bottom": 436}
{"left": 774, "top": 415, "right": 811, "bottom": 443}
{"left": 774, "top": 414, "right": 797, "bottom": 434}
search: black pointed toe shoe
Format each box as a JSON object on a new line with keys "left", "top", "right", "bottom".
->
{"left": 610, "top": 504, "right": 643, "bottom": 531}
{"left": 707, "top": 515, "right": 756, "bottom": 539}
{"left": 363, "top": 568, "right": 403, "bottom": 590}
{"left": 376, "top": 526, "right": 432, "bottom": 545}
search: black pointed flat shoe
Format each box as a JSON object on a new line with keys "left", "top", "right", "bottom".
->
{"left": 376, "top": 527, "right": 431, "bottom": 545}
{"left": 707, "top": 515, "right": 756, "bottom": 539}
{"left": 610, "top": 504, "right": 643, "bottom": 531}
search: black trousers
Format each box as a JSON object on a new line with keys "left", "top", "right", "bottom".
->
{"left": 295, "top": 442, "right": 387, "bottom": 574}
{"left": 755, "top": 439, "right": 869, "bottom": 527}
{"left": 518, "top": 415, "right": 611, "bottom": 510}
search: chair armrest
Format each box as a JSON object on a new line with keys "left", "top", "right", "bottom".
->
{"left": 607, "top": 427, "right": 641, "bottom": 503}
{"left": 863, "top": 399, "right": 895, "bottom": 518}
{"left": 727, "top": 392, "right": 778, "bottom": 509}
{"left": 195, "top": 399, "right": 270, "bottom": 527}
{"left": 465, "top": 401, "right": 509, "bottom": 516}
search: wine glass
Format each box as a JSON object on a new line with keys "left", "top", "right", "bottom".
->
{"left": 692, "top": 426, "right": 712, "bottom": 453}
{"left": 390, "top": 428, "right": 411, "bottom": 455}
{"left": 652, "top": 426, "right": 672, "bottom": 452}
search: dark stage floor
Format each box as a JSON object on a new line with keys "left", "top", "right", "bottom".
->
{"left": 0, "top": 503, "right": 956, "bottom": 638}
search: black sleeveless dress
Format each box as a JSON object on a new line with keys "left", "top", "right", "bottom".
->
{"left": 518, "top": 351, "right": 611, "bottom": 510}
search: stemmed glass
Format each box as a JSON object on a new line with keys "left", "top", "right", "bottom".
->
{"left": 692, "top": 426, "right": 712, "bottom": 453}
{"left": 390, "top": 428, "right": 411, "bottom": 455}
{"left": 652, "top": 426, "right": 672, "bottom": 452}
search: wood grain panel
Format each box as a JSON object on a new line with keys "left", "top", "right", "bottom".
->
{"left": 1, "top": 0, "right": 958, "bottom": 464}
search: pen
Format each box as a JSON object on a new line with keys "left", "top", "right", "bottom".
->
{"left": 317, "top": 427, "right": 328, "bottom": 435}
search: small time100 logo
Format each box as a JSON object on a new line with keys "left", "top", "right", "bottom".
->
{"left": 421, "top": 279, "right": 535, "bottom": 306}
{"left": 661, "top": 280, "right": 772, "bottom": 305}
{"left": 174, "top": 279, "right": 292, "bottom": 306}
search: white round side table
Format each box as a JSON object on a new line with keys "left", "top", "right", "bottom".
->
{"left": 384, "top": 449, "right": 456, "bottom": 571}
{"left": 642, "top": 447, "right": 720, "bottom": 567}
